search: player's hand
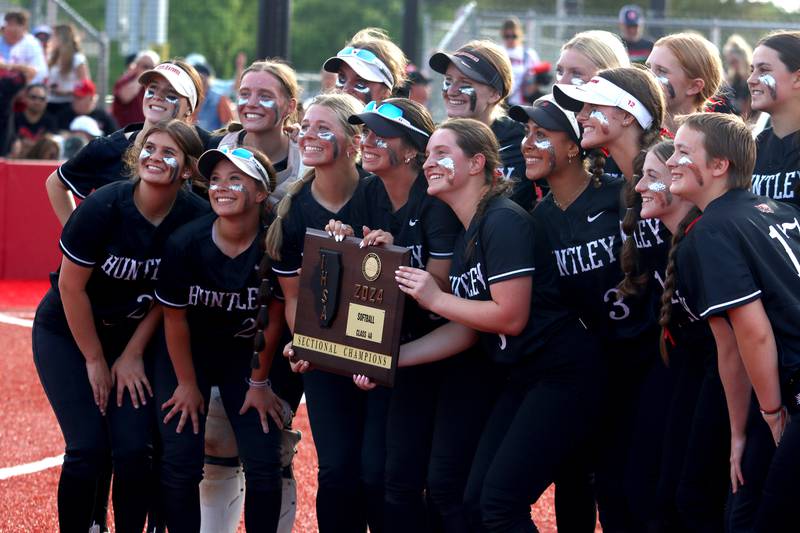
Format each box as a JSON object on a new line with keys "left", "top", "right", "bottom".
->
{"left": 396, "top": 266, "right": 442, "bottom": 310}
{"left": 763, "top": 407, "right": 787, "bottom": 447}
{"left": 730, "top": 433, "right": 746, "bottom": 493}
{"left": 239, "top": 385, "right": 286, "bottom": 433}
{"left": 325, "top": 219, "right": 354, "bottom": 242}
{"left": 353, "top": 374, "right": 377, "bottom": 391}
{"left": 85, "top": 357, "right": 112, "bottom": 415}
{"left": 360, "top": 225, "right": 393, "bottom": 248}
{"left": 162, "top": 382, "right": 205, "bottom": 434}
{"left": 283, "top": 340, "right": 312, "bottom": 373}
{"left": 111, "top": 352, "right": 153, "bottom": 409}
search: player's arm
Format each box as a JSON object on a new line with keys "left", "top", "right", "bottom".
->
{"left": 425, "top": 258, "right": 452, "bottom": 292}
{"left": 46, "top": 171, "right": 77, "bottom": 226}
{"left": 726, "top": 300, "right": 785, "bottom": 444}
{"left": 397, "top": 267, "right": 531, "bottom": 336}
{"left": 161, "top": 306, "right": 204, "bottom": 434}
{"left": 709, "top": 315, "right": 752, "bottom": 492}
{"left": 241, "top": 299, "right": 288, "bottom": 432}
{"left": 277, "top": 276, "right": 299, "bottom": 332}
{"left": 58, "top": 256, "right": 111, "bottom": 414}
{"left": 112, "top": 305, "right": 162, "bottom": 408}
{"left": 399, "top": 321, "right": 478, "bottom": 366}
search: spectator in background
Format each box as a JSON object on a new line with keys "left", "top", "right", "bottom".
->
{"left": 20, "top": 134, "right": 60, "bottom": 159}
{"left": 68, "top": 115, "right": 103, "bottom": 142}
{"left": 46, "top": 24, "right": 90, "bottom": 116}
{"left": 501, "top": 17, "right": 541, "bottom": 105}
{"left": 0, "top": 65, "right": 26, "bottom": 155}
{"left": 723, "top": 34, "right": 754, "bottom": 119}
{"left": 32, "top": 24, "right": 51, "bottom": 54}
{"left": 111, "top": 49, "right": 159, "bottom": 127}
{"left": 396, "top": 64, "right": 431, "bottom": 106}
{"left": 0, "top": 10, "right": 48, "bottom": 83}
{"left": 56, "top": 79, "right": 118, "bottom": 135}
{"left": 187, "top": 56, "right": 233, "bottom": 131}
{"left": 12, "top": 83, "right": 58, "bottom": 155}
{"left": 618, "top": 5, "right": 654, "bottom": 64}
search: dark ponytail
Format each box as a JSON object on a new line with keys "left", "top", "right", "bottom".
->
{"left": 588, "top": 149, "right": 606, "bottom": 188}
{"left": 658, "top": 206, "right": 702, "bottom": 364}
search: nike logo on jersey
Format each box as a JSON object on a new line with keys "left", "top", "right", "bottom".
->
{"left": 587, "top": 212, "right": 604, "bottom": 223}
{"left": 409, "top": 219, "right": 419, "bottom": 226}
{"left": 553, "top": 235, "right": 616, "bottom": 276}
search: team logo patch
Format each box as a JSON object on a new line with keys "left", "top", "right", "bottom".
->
{"left": 755, "top": 203, "right": 774, "bottom": 214}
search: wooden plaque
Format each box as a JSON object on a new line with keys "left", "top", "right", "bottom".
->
{"left": 292, "top": 228, "right": 410, "bottom": 387}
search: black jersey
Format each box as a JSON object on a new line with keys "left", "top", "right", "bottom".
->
{"left": 532, "top": 175, "right": 667, "bottom": 340}
{"left": 55, "top": 180, "right": 210, "bottom": 326}
{"left": 155, "top": 213, "right": 282, "bottom": 353}
{"left": 271, "top": 178, "right": 368, "bottom": 277}
{"left": 449, "top": 196, "right": 573, "bottom": 364}
{"left": 492, "top": 116, "right": 538, "bottom": 211}
{"left": 57, "top": 123, "right": 222, "bottom": 199}
{"left": 751, "top": 127, "right": 800, "bottom": 207}
{"left": 676, "top": 189, "right": 800, "bottom": 379}
{"left": 353, "top": 173, "right": 461, "bottom": 341}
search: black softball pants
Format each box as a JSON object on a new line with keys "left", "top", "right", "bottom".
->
{"left": 32, "top": 290, "right": 154, "bottom": 533}
{"left": 384, "top": 349, "right": 502, "bottom": 533}
{"left": 153, "top": 337, "right": 282, "bottom": 533}
{"left": 464, "top": 321, "right": 605, "bottom": 533}
{"left": 303, "top": 369, "right": 391, "bottom": 533}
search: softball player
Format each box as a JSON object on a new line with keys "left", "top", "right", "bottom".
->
{"left": 32, "top": 120, "right": 209, "bottom": 532}
{"left": 748, "top": 31, "right": 800, "bottom": 206}
{"left": 153, "top": 146, "right": 285, "bottom": 532}
{"left": 668, "top": 112, "right": 800, "bottom": 532}
{"left": 45, "top": 59, "right": 221, "bottom": 225}
{"left": 428, "top": 40, "right": 537, "bottom": 211}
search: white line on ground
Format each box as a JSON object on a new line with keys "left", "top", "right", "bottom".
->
{"left": 0, "top": 312, "right": 33, "bottom": 328}
{"left": 0, "top": 455, "right": 62, "bottom": 480}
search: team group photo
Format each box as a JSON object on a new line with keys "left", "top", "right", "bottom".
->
{"left": 0, "top": 0, "right": 799, "bottom": 531}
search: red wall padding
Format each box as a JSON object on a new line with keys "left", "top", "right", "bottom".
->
{"left": 0, "top": 159, "right": 62, "bottom": 279}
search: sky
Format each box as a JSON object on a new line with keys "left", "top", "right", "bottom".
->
{"left": 769, "top": 0, "right": 800, "bottom": 12}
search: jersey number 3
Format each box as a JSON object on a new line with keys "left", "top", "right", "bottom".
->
{"left": 604, "top": 288, "right": 631, "bottom": 321}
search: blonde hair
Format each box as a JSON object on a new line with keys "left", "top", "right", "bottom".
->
{"left": 349, "top": 28, "right": 408, "bottom": 90}
{"left": 238, "top": 59, "right": 302, "bottom": 128}
{"left": 265, "top": 93, "right": 363, "bottom": 260}
{"left": 654, "top": 33, "right": 723, "bottom": 110}
{"left": 562, "top": 30, "right": 631, "bottom": 71}
{"left": 723, "top": 34, "right": 753, "bottom": 78}
{"left": 49, "top": 24, "right": 81, "bottom": 76}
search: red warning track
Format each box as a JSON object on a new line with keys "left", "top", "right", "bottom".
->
{"left": 0, "top": 280, "right": 583, "bottom": 532}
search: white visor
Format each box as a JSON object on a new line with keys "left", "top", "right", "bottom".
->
{"left": 553, "top": 76, "right": 654, "bottom": 130}
{"left": 139, "top": 63, "right": 199, "bottom": 112}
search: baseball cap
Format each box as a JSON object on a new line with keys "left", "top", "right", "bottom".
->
{"left": 138, "top": 62, "right": 199, "bottom": 112}
{"left": 348, "top": 100, "right": 431, "bottom": 151}
{"left": 553, "top": 75, "right": 654, "bottom": 130}
{"left": 198, "top": 146, "right": 272, "bottom": 190}
{"left": 429, "top": 48, "right": 505, "bottom": 94}
{"left": 323, "top": 47, "right": 394, "bottom": 88}
{"left": 32, "top": 24, "right": 51, "bottom": 37}
{"left": 69, "top": 115, "right": 103, "bottom": 137}
{"left": 619, "top": 5, "right": 644, "bottom": 26}
{"left": 73, "top": 79, "right": 96, "bottom": 98}
{"left": 508, "top": 94, "right": 581, "bottom": 147}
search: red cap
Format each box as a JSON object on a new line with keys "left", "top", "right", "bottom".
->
{"left": 73, "top": 79, "right": 96, "bottom": 98}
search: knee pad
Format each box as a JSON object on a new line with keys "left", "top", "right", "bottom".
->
{"left": 205, "top": 386, "right": 239, "bottom": 458}
{"left": 277, "top": 477, "right": 297, "bottom": 533}
{"left": 200, "top": 462, "right": 245, "bottom": 533}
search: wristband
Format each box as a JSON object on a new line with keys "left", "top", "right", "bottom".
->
{"left": 247, "top": 377, "right": 272, "bottom": 389}
{"left": 760, "top": 405, "right": 784, "bottom": 417}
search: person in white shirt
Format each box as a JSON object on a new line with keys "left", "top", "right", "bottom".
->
{"left": 0, "top": 10, "right": 47, "bottom": 84}
{"left": 501, "top": 17, "right": 540, "bottom": 105}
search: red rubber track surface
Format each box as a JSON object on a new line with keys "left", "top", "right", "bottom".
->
{"left": 0, "top": 280, "right": 594, "bottom": 532}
